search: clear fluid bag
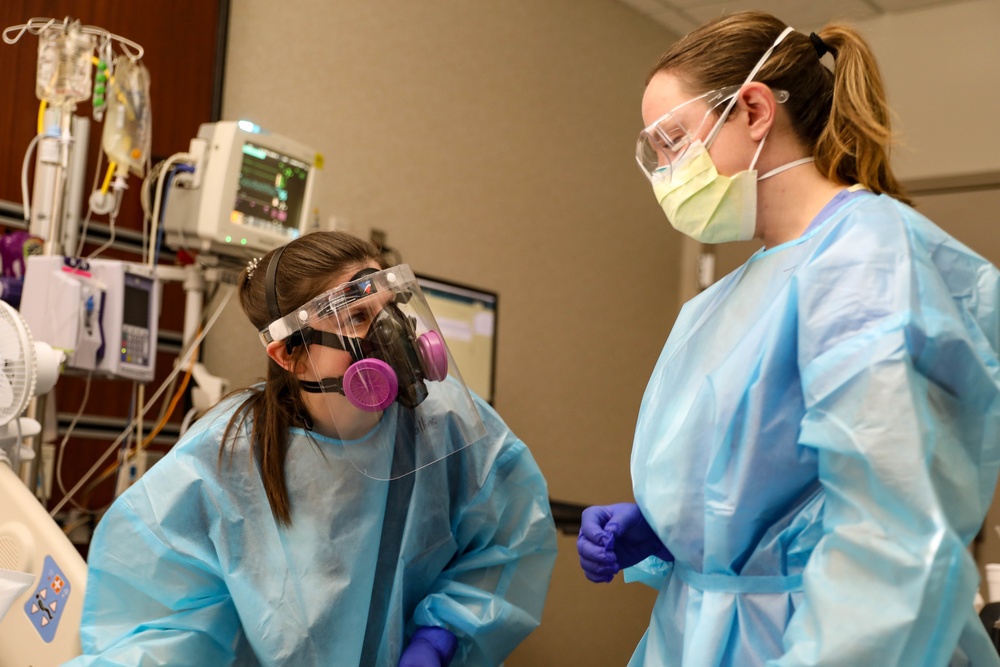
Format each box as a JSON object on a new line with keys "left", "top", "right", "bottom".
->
{"left": 35, "top": 21, "right": 94, "bottom": 106}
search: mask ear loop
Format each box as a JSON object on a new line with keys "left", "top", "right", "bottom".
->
{"left": 704, "top": 25, "right": 795, "bottom": 150}
{"left": 758, "top": 156, "right": 815, "bottom": 181}
{"left": 749, "top": 132, "right": 769, "bottom": 173}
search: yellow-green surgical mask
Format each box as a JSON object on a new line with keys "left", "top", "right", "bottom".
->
{"left": 652, "top": 136, "right": 814, "bottom": 244}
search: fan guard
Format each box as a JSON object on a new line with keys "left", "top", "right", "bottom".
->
{"left": 0, "top": 301, "right": 36, "bottom": 428}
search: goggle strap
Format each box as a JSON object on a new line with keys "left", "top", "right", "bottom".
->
{"left": 705, "top": 26, "right": 795, "bottom": 149}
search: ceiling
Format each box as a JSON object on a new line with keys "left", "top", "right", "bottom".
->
{"left": 616, "top": 0, "right": 973, "bottom": 38}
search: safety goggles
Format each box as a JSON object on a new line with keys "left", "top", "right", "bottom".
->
{"left": 635, "top": 85, "right": 789, "bottom": 182}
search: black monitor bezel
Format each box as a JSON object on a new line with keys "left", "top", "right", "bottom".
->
{"left": 414, "top": 273, "right": 498, "bottom": 405}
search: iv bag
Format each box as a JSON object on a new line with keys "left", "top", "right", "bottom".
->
{"left": 35, "top": 21, "right": 94, "bottom": 106}
{"left": 101, "top": 56, "right": 151, "bottom": 177}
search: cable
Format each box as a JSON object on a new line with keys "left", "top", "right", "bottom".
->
{"left": 86, "top": 186, "right": 124, "bottom": 259}
{"left": 54, "top": 372, "right": 96, "bottom": 513}
{"left": 179, "top": 407, "right": 198, "bottom": 436}
{"left": 50, "top": 287, "right": 233, "bottom": 517}
{"left": 61, "top": 514, "right": 91, "bottom": 537}
{"left": 112, "top": 383, "right": 139, "bottom": 495}
{"left": 37, "top": 99, "right": 47, "bottom": 135}
{"left": 11, "top": 414, "right": 23, "bottom": 474}
{"left": 82, "top": 329, "right": 200, "bottom": 498}
{"left": 140, "top": 331, "right": 199, "bottom": 447}
{"left": 20, "top": 134, "right": 41, "bottom": 222}
{"left": 149, "top": 153, "right": 193, "bottom": 269}
{"left": 74, "top": 150, "right": 107, "bottom": 259}
{"left": 154, "top": 164, "right": 194, "bottom": 266}
{"left": 139, "top": 159, "right": 168, "bottom": 265}
{"left": 100, "top": 161, "right": 116, "bottom": 195}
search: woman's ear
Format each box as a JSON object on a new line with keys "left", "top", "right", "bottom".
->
{"left": 266, "top": 340, "right": 303, "bottom": 374}
{"left": 736, "top": 82, "right": 777, "bottom": 142}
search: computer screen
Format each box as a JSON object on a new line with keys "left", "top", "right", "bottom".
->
{"left": 163, "top": 121, "right": 318, "bottom": 257}
{"left": 416, "top": 274, "right": 498, "bottom": 404}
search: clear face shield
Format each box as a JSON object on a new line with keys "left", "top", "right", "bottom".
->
{"left": 260, "top": 264, "right": 486, "bottom": 480}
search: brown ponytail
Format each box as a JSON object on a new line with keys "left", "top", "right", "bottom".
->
{"left": 813, "top": 25, "right": 911, "bottom": 204}
{"left": 647, "top": 11, "right": 911, "bottom": 205}
{"left": 220, "top": 231, "right": 382, "bottom": 525}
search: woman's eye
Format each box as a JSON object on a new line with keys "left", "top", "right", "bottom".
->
{"left": 654, "top": 132, "right": 685, "bottom": 155}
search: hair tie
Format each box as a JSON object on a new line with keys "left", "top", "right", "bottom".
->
{"left": 809, "top": 32, "right": 836, "bottom": 59}
{"left": 246, "top": 256, "right": 261, "bottom": 280}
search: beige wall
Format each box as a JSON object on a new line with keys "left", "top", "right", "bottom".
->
{"left": 861, "top": 0, "right": 1000, "bottom": 186}
{"left": 207, "top": 1, "right": 675, "bottom": 664}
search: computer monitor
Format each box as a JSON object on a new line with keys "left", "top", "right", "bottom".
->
{"left": 416, "top": 274, "right": 498, "bottom": 404}
{"left": 162, "top": 121, "right": 319, "bottom": 257}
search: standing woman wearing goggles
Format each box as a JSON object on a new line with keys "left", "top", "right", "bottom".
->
{"left": 578, "top": 11, "right": 1000, "bottom": 666}
{"left": 70, "top": 231, "right": 558, "bottom": 666}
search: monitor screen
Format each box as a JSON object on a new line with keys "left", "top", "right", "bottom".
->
{"left": 232, "top": 141, "right": 309, "bottom": 243}
{"left": 416, "top": 275, "right": 498, "bottom": 404}
{"left": 122, "top": 283, "right": 150, "bottom": 328}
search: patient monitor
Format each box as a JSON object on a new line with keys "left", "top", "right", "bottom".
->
{"left": 161, "top": 120, "right": 320, "bottom": 257}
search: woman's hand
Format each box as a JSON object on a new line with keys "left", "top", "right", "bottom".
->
{"left": 398, "top": 626, "right": 458, "bottom": 667}
{"left": 577, "top": 503, "right": 672, "bottom": 583}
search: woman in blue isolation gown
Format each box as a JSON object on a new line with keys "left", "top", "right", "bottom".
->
{"left": 70, "top": 231, "right": 558, "bottom": 666}
{"left": 578, "top": 11, "right": 1000, "bottom": 667}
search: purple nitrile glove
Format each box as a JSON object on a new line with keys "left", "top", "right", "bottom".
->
{"left": 399, "top": 626, "right": 458, "bottom": 667}
{"left": 577, "top": 502, "right": 672, "bottom": 583}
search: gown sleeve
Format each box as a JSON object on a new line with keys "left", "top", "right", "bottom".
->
{"left": 410, "top": 429, "right": 559, "bottom": 666}
{"left": 64, "top": 462, "right": 246, "bottom": 666}
{"left": 773, "top": 206, "right": 1000, "bottom": 666}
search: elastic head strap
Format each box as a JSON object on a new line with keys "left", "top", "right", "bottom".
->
{"left": 265, "top": 245, "right": 288, "bottom": 322}
{"left": 705, "top": 26, "right": 795, "bottom": 148}
{"left": 350, "top": 266, "right": 380, "bottom": 281}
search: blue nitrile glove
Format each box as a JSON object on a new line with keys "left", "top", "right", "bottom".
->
{"left": 577, "top": 502, "right": 672, "bottom": 583}
{"left": 399, "top": 626, "right": 458, "bottom": 667}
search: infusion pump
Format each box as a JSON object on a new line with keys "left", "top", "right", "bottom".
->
{"left": 20, "top": 256, "right": 159, "bottom": 383}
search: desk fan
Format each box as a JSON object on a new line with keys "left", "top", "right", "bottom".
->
{"left": 0, "top": 299, "right": 86, "bottom": 665}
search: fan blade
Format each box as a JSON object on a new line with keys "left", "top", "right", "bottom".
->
{"left": 0, "top": 373, "right": 12, "bottom": 409}
{"left": 0, "top": 313, "right": 22, "bottom": 362}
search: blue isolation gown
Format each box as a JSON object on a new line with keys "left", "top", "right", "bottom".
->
{"left": 66, "top": 388, "right": 557, "bottom": 666}
{"left": 627, "top": 191, "right": 1000, "bottom": 666}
